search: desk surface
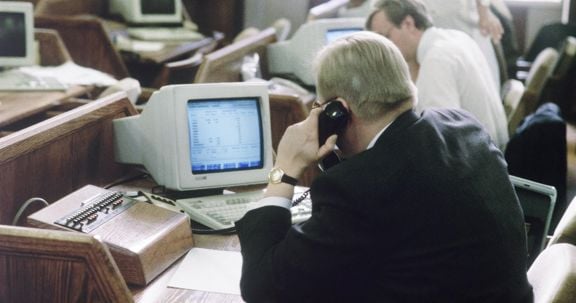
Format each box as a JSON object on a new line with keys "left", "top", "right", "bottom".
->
{"left": 131, "top": 234, "right": 243, "bottom": 303}
{"left": 105, "top": 21, "right": 218, "bottom": 65}
{"left": 106, "top": 178, "right": 246, "bottom": 302}
{"left": 0, "top": 86, "right": 92, "bottom": 128}
{"left": 128, "top": 37, "right": 217, "bottom": 64}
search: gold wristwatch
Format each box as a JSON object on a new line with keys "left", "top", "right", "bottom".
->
{"left": 268, "top": 167, "right": 298, "bottom": 186}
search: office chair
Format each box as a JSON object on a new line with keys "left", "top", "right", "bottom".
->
{"left": 507, "top": 47, "right": 558, "bottom": 135}
{"left": 307, "top": 0, "right": 350, "bottom": 20}
{"left": 524, "top": 23, "right": 576, "bottom": 63}
{"left": 271, "top": 18, "right": 292, "bottom": 42}
{"left": 149, "top": 32, "right": 224, "bottom": 89}
{"left": 548, "top": 197, "right": 576, "bottom": 247}
{"left": 0, "top": 225, "right": 133, "bottom": 303}
{"left": 540, "top": 36, "right": 576, "bottom": 121}
{"left": 501, "top": 78, "right": 525, "bottom": 119}
{"left": 194, "top": 27, "right": 277, "bottom": 83}
{"left": 528, "top": 243, "right": 576, "bottom": 303}
{"left": 506, "top": 103, "right": 567, "bottom": 238}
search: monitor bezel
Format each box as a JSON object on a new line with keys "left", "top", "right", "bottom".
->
{"left": 0, "top": 2, "right": 35, "bottom": 67}
{"left": 109, "top": 0, "right": 183, "bottom": 25}
{"left": 185, "top": 97, "right": 266, "bottom": 175}
{"left": 171, "top": 83, "right": 273, "bottom": 191}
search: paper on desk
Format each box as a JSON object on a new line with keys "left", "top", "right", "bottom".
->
{"left": 168, "top": 247, "right": 243, "bottom": 295}
{"left": 19, "top": 62, "right": 118, "bottom": 86}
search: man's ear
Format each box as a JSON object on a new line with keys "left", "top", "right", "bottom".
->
{"left": 336, "top": 98, "right": 351, "bottom": 112}
{"left": 401, "top": 15, "right": 417, "bottom": 30}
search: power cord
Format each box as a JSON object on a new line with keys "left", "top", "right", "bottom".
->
{"left": 291, "top": 189, "right": 310, "bottom": 207}
{"left": 12, "top": 197, "right": 49, "bottom": 226}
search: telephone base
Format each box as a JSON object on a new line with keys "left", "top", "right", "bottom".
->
{"left": 27, "top": 184, "right": 194, "bottom": 286}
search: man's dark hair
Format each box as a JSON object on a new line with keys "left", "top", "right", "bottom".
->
{"left": 367, "top": 0, "right": 433, "bottom": 30}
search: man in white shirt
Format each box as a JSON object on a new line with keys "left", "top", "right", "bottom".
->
{"left": 367, "top": 0, "right": 508, "bottom": 149}
{"left": 421, "top": 0, "right": 504, "bottom": 90}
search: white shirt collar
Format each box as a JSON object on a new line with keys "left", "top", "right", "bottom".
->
{"left": 366, "top": 122, "right": 392, "bottom": 150}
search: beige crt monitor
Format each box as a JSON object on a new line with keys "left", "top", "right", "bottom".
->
{"left": 113, "top": 82, "right": 274, "bottom": 192}
{"left": 267, "top": 18, "right": 365, "bottom": 86}
{"left": 109, "top": 0, "right": 183, "bottom": 24}
{"left": 0, "top": 2, "right": 35, "bottom": 67}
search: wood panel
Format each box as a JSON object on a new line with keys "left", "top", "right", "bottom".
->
{"left": 35, "top": 15, "right": 130, "bottom": 80}
{"left": 0, "top": 224, "right": 133, "bottom": 303}
{"left": 0, "top": 92, "right": 139, "bottom": 225}
{"left": 194, "top": 27, "right": 277, "bottom": 83}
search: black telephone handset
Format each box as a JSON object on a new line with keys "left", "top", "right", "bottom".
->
{"left": 317, "top": 101, "right": 349, "bottom": 171}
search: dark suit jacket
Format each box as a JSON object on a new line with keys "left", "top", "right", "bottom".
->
{"left": 236, "top": 109, "right": 533, "bottom": 303}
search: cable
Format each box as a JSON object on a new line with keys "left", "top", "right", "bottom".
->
{"left": 192, "top": 226, "right": 237, "bottom": 235}
{"left": 12, "top": 197, "right": 49, "bottom": 226}
{"left": 104, "top": 172, "right": 150, "bottom": 189}
{"left": 291, "top": 189, "right": 310, "bottom": 207}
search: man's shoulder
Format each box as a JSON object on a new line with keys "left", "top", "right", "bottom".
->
{"left": 420, "top": 107, "right": 482, "bottom": 127}
{"left": 420, "top": 27, "right": 479, "bottom": 61}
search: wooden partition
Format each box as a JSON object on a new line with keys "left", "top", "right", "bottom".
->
{"left": 0, "top": 92, "right": 139, "bottom": 225}
{"left": 35, "top": 15, "right": 130, "bottom": 79}
{"left": 0, "top": 225, "right": 133, "bottom": 303}
{"left": 34, "top": 28, "right": 72, "bottom": 66}
{"left": 194, "top": 27, "right": 277, "bottom": 83}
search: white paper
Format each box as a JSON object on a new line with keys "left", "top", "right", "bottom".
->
{"left": 19, "top": 62, "right": 118, "bottom": 86}
{"left": 168, "top": 248, "right": 243, "bottom": 295}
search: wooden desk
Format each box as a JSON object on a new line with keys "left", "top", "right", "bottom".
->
{"left": 130, "top": 234, "right": 243, "bottom": 303}
{"left": 106, "top": 179, "right": 246, "bottom": 302}
{"left": 122, "top": 36, "right": 219, "bottom": 65}
{"left": 0, "top": 86, "right": 92, "bottom": 129}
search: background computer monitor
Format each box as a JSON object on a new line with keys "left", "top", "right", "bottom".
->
{"left": 0, "top": 2, "right": 34, "bottom": 68}
{"left": 267, "top": 18, "right": 365, "bottom": 87}
{"left": 113, "top": 82, "right": 274, "bottom": 194}
{"left": 109, "top": 0, "right": 183, "bottom": 25}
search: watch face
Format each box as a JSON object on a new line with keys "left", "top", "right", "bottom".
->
{"left": 269, "top": 168, "right": 284, "bottom": 183}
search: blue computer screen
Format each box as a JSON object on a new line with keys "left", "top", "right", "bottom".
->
{"left": 187, "top": 98, "right": 264, "bottom": 174}
{"left": 325, "top": 28, "right": 362, "bottom": 44}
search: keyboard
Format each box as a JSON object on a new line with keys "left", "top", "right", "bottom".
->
{"left": 127, "top": 27, "right": 204, "bottom": 41}
{"left": 175, "top": 189, "right": 313, "bottom": 230}
{"left": 0, "top": 70, "right": 67, "bottom": 91}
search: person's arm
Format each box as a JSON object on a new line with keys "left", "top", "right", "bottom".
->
{"left": 263, "top": 108, "right": 337, "bottom": 200}
{"left": 476, "top": 0, "right": 504, "bottom": 43}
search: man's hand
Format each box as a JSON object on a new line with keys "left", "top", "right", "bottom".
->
{"left": 274, "top": 108, "right": 338, "bottom": 180}
{"left": 477, "top": 2, "right": 503, "bottom": 43}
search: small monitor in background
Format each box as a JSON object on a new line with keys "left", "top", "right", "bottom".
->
{"left": 113, "top": 82, "right": 274, "bottom": 196}
{"left": 510, "top": 175, "right": 557, "bottom": 266}
{"left": 325, "top": 28, "right": 363, "bottom": 44}
{"left": 0, "top": 1, "right": 34, "bottom": 68}
{"left": 267, "top": 18, "right": 364, "bottom": 87}
{"left": 109, "top": 0, "right": 183, "bottom": 25}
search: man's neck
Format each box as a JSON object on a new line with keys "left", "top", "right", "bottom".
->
{"left": 345, "top": 102, "right": 414, "bottom": 156}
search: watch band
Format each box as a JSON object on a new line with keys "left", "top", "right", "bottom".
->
{"left": 280, "top": 174, "right": 298, "bottom": 186}
{"left": 269, "top": 167, "right": 298, "bottom": 186}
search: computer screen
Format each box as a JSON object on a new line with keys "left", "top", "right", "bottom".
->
{"left": 0, "top": 2, "right": 34, "bottom": 67}
{"left": 113, "top": 82, "right": 274, "bottom": 193}
{"left": 109, "top": 0, "right": 182, "bottom": 25}
{"left": 267, "top": 18, "right": 365, "bottom": 86}
{"left": 510, "top": 175, "right": 557, "bottom": 265}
